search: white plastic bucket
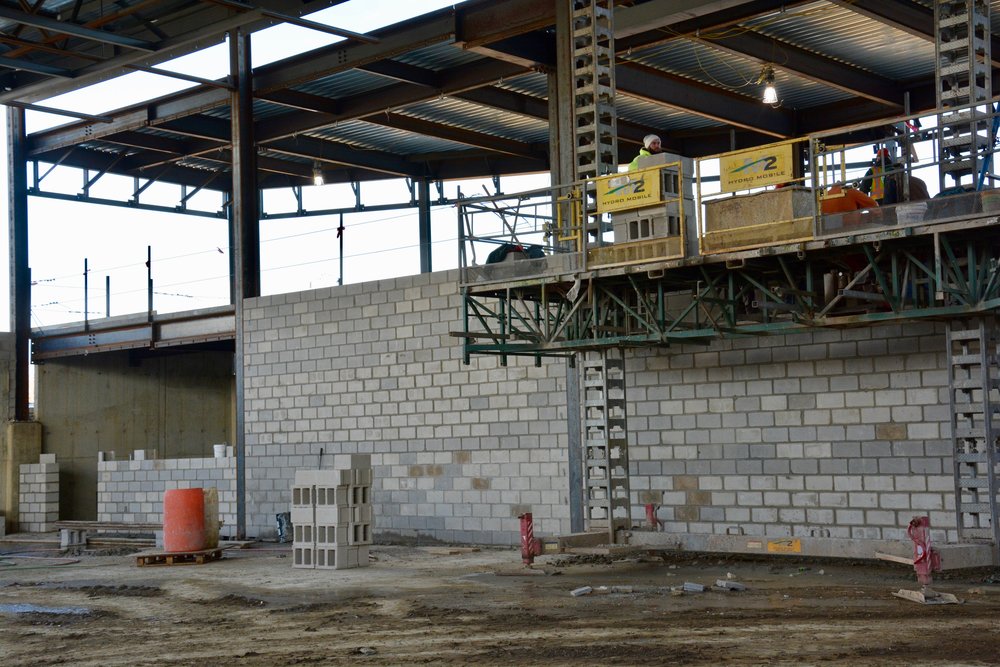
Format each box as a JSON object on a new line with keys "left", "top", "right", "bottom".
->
{"left": 213, "top": 443, "right": 228, "bottom": 459}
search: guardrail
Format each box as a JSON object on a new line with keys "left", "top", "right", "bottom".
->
{"left": 459, "top": 98, "right": 1000, "bottom": 286}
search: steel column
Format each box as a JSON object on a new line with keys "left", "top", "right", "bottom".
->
{"left": 418, "top": 178, "right": 432, "bottom": 273}
{"left": 230, "top": 29, "right": 258, "bottom": 540}
{"left": 7, "top": 107, "right": 29, "bottom": 421}
{"left": 555, "top": 0, "right": 584, "bottom": 533}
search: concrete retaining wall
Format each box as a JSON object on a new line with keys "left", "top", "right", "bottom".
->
{"left": 243, "top": 269, "right": 958, "bottom": 546}
{"left": 36, "top": 350, "right": 234, "bottom": 520}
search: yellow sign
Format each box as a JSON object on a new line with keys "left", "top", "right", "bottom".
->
{"left": 719, "top": 143, "right": 794, "bottom": 193}
{"left": 595, "top": 167, "right": 661, "bottom": 213}
{"left": 767, "top": 538, "right": 802, "bottom": 554}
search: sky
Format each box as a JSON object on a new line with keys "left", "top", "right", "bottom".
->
{"left": 2, "top": 0, "right": 533, "bottom": 333}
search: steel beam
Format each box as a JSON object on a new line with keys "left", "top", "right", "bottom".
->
{"left": 832, "top": 0, "right": 1000, "bottom": 69}
{"left": 7, "top": 107, "right": 29, "bottom": 421}
{"left": 0, "top": 5, "right": 157, "bottom": 51}
{"left": 364, "top": 112, "right": 543, "bottom": 158}
{"left": 0, "top": 0, "right": 347, "bottom": 104}
{"left": 252, "top": 9, "right": 457, "bottom": 94}
{"left": 617, "top": 63, "right": 795, "bottom": 138}
{"left": 256, "top": 59, "right": 529, "bottom": 142}
{"left": 418, "top": 179, "right": 432, "bottom": 273}
{"left": 229, "top": 29, "right": 257, "bottom": 542}
{"left": 697, "top": 31, "right": 903, "bottom": 107}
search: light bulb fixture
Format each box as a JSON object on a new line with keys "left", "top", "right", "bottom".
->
{"left": 312, "top": 161, "right": 324, "bottom": 186}
{"left": 759, "top": 65, "right": 778, "bottom": 105}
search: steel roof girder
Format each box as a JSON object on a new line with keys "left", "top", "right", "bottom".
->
{"left": 364, "top": 112, "right": 542, "bottom": 159}
{"left": 615, "top": 0, "right": 811, "bottom": 53}
{"left": 832, "top": 0, "right": 1000, "bottom": 70}
{"left": 265, "top": 136, "right": 423, "bottom": 178}
{"left": 699, "top": 31, "right": 904, "bottom": 107}
{"left": 616, "top": 62, "right": 795, "bottom": 138}
{"left": 358, "top": 60, "right": 441, "bottom": 88}
{"left": 0, "top": 0, "right": 349, "bottom": 104}
{"left": 255, "top": 59, "right": 530, "bottom": 143}
{"left": 27, "top": 108, "right": 150, "bottom": 156}
{"left": 252, "top": 10, "right": 458, "bottom": 94}
{"left": 0, "top": 5, "right": 157, "bottom": 51}
{"left": 0, "top": 55, "right": 75, "bottom": 78}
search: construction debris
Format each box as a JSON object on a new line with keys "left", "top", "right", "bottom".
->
{"left": 892, "top": 589, "right": 961, "bottom": 605}
{"left": 681, "top": 582, "right": 705, "bottom": 593}
{"left": 570, "top": 586, "right": 593, "bottom": 597}
{"left": 714, "top": 580, "right": 747, "bottom": 591}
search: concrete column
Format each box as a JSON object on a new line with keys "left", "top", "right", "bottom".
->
{"left": 1, "top": 420, "right": 42, "bottom": 533}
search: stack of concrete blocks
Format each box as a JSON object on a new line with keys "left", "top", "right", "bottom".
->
{"left": 292, "top": 454, "right": 373, "bottom": 570}
{"left": 19, "top": 454, "right": 59, "bottom": 532}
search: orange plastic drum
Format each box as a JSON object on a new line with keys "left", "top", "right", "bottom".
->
{"left": 163, "top": 488, "right": 206, "bottom": 552}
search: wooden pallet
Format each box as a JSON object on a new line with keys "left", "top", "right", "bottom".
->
{"left": 135, "top": 548, "right": 223, "bottom": 567}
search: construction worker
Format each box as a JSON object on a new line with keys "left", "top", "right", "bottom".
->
{"left": 629, "top": 134, "right": 662, "bottom": 171}
{"left": 860, "top": 147, "right": 894, "bottom": 204}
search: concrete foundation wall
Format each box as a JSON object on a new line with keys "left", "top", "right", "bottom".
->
{"left": 243, "top": 270, "right": 959, "bottom": 546}
{"left": 36, "top": 350, "right": 234, "bottom": 520}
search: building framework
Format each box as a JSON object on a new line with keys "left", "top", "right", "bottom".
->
{"left": 1, "top": 1, "right": 998, "bottom": 561}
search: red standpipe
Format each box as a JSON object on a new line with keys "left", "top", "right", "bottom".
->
{"left": 645, "top": 503, "right": 664, "bottom": 531}
{"left": 519, "top": 513, "right": 543, "bottom": 566}
{"left": 907, "top": 515, "right": 941, "bottom": 587}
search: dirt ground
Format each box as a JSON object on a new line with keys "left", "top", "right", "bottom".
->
{"left": 1, "top": 540, "right": 999, "bottom": 666}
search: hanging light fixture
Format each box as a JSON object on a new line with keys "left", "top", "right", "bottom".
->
{"left": 759, "top": 65, "right": 778, "bottom": 105}
{"left": 312, "top": 161, "right": 325, "bottom": 186}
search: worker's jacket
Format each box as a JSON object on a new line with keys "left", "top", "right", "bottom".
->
{"left": 861, "top": 163, "right": 891, "bottom": 201}
{"left": 628, "top": 148, "right": 653, "bottom": 171}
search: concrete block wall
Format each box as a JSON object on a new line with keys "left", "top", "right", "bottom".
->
{"left": 626, "top": 321, "right": 956, "bottom": 543}
{"left": 244, "top": 270, "right": 569, "bottom": 542}
{"left": 97, "top": 451, "right": 237, "bottom": 538}
{"left": 19, "top": 454, "right": 59, "bottom": 532}
{"left": 243, "top": 270, "right": 960, "bottom": 546}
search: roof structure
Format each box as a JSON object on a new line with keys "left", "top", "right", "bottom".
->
{"left": 6, "top": 0, "right": 998, "bottom": 190}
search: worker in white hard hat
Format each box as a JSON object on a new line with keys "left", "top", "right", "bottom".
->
{"left": 629, "top": 134, "right": 662, "bottom": 171}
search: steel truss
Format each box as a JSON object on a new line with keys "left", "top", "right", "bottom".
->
{"left": 461, "top": 224, "right": 1000, "bottom": 359}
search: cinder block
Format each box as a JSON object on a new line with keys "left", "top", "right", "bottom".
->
{"left": 290, "top": 506, "right": 314, "bottom": 527}
{"left": 316, "top": 486, "right": 349, "bottom": 506}
{"left": 292, "top": 546, "right": 315, "bottom": 569}
{"left": 349, "top": 523, "right": 372, "bottom": 546}
{"left": 354, "top": 468, "right": 373, "bottom": 486}
{"left": 39, "top": 453, "right": 56, "bottom": 464}
{"left": 315, "top": 505, "right": 351, "bottom": 525}
{"left": 293, "top": 524, "right": 314, "bottom": 544}
{"left": 332, "top": 454, "right": 371, "bottom": 470}
{"left": 350, "top": 486, "right": 370, "bottom": 507}
{"left": 294, "top": 470, "right": 317, "bottom": 486}
{"left": 351, "top": 505, "right": 373, "bottom": 524}
{"left": 291, "top": 486, "right": 314, "bottom": 508}
{"left": 315, "top": 547, "right": 338, "bottom": 569}
{"left": 316, "top": 524, "right": 349, "bottom": 546}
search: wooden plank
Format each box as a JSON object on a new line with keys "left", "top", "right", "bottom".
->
{"left": 423, "top": 547, "right": 481, "bottom": 555}
{"left": 135, "top": 548, "right": 223, "bottom": 567}
{"left": 875, "top": 551, "right": 914, "bottom": 565}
